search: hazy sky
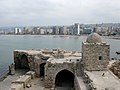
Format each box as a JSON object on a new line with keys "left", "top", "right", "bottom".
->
{"left": 0, "top": 0, "right": 120, "bottom": 26}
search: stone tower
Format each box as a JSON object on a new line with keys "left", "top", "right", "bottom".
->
{"left": 82, "top": 33, "right": 110, "bottom": 71}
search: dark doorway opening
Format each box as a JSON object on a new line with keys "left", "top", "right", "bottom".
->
{"left": 40, "top": 63, "right": 46, "bottom": 77}
{"left": 55, "top": 70, "right": 74, "bottom": 89}
{"left": 20, "top": 54, "right": 30, "bottom": 70}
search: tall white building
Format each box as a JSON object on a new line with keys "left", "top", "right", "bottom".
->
{"left": 74, "top": 23, "right": 80, "bottom": 35}
{"left": 14, "top": 28, "right": 22, "bottom": 34}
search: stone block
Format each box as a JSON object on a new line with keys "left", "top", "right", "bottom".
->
{"left": 12, "top": 75, "right": 31, "bottom": 88}
{"left": 118, "top": 72, "right": 120, "bottom": 78}
{"left": 113, "top": 67, "right": 118, "bottom": 75}
{"left": 9, "top": 63, "right": 15, "bottom": 75}
{"left": 26, "top": 71, "right": 36, "bottom": 79}
{"left": 10, "top": 83, "right": 23, "bottom": 90}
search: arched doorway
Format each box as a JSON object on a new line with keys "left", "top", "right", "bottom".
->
{"left": 20, "top": 54, "right": 30, "bottom": 69}
{"left": 40, "top": 63, "right": 46, "bottom": 78}
{"left": 55, "top": 70, "right": 74, "bottom": 89}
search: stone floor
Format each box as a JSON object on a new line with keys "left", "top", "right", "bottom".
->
{"left": 55, "top": 87, "right": 74, "bottom": 90}
{"left": 25, "top": 78, "right": 44, "bottom": 90}
{"left": 85, "top": 70, "right": 120, "bottom": 90}
{"left": 2, "top": 69, "right": 119, "bottom": 90}
{"left": 0, "top": 69, "right": 44, "bottom": 90}
{"left": 0, "top": 69, "right": 27, "bottom": 90}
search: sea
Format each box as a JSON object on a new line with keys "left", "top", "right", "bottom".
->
{"left": 0, "top": 35, "right": 120, "bottom": 77}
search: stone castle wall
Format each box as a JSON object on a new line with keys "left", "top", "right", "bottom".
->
{"left": 44, "top": 62, "right": 76, "bottom": 88}
{"left": 14, "top": 50, "right": 47, "bottom": 77}
{"left": 82, "top": 43, "right": 110, "bottom": 71}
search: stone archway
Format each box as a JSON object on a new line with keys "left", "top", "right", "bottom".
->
{"left": 55, "top": 69, "right": 74, "bottom": 89}
{"left": 20, "top": 54, "right": 30, "bottom": 69}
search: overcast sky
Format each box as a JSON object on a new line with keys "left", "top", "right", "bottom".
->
{"left": 0, "top": 0, "right": 120, "bottom": 26}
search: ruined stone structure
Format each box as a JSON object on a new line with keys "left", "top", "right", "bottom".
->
{"left": 14, "top": 48, "right": 82, "bottom": 89}
{"left": 110, "top": 61, "right": 120, "bottom": 78}
{"left": 13, "top": 33, "right": 120, "bottom": 90}
{"left": 82, "top": 33, "right": 110, "bottom": 71}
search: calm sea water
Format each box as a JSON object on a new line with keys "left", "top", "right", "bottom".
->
{"left": 0, "top": 35, "right": 120, "bottom": 75}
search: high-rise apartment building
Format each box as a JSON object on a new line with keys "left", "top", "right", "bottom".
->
{"left": 74, "top": 23, "right": 80, "bottom": 35}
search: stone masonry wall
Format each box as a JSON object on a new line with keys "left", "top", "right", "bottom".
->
{"left": 82, "top": 43, "right": 110, "bottom": 71}
{"left": 14, "top": 51, "right": 47, "bottom": 77}
{"left": 44, "top": 62, "right": 76, "bottom": 88}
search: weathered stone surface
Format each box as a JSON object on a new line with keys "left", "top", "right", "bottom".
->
{"left": 82, "top": 33, "right": 110, "bottom": 71}
{"left": 9, "top": 63, "right": 15, "bottom": 75}
{"left": 110, "top": 61, "right": 120, "bottom": 79}
{"left": 86, "top": 33, "right": 102, "bottom": 43}
{"left": 12, "top": 75, "right": 31, "bottom": 88}
{"left": 10, "top": 83, "right": 23, "bottom": 90}
{"left": 26, "top": 71, "right": 36, "bottom": 79}
{"left": 26, "top": 83, "right": 31, "bottom": 88}
{"left": 118, "top": 72, "right": 120, "bottom": 78}
{"left": 44, "top": 59, "right": 79, "bottom": 88}
{"left": 12, "top": 33, "right": 120, "bottom": 90}
{"left": 14, "top": 49, "right": 82, "bottom": 88}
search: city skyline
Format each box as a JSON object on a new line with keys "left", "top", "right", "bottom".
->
{"left": 0, "top": 0, "right": 120, "bottom": 26}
